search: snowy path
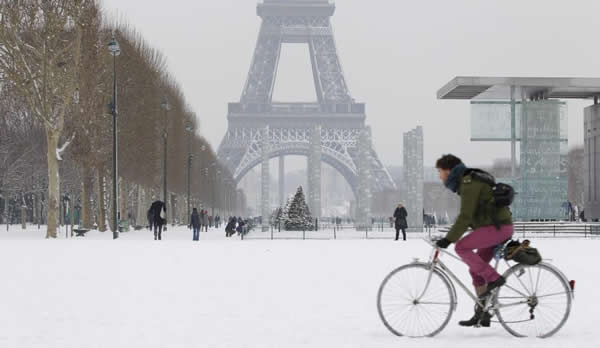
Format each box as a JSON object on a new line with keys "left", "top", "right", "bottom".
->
{"left": 0, "top": 226, "right": 596, "bottom": 347}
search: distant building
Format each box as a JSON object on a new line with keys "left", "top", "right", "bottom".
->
{"left": 437, "top": 77, "right": 582, "bottom": 221}
{"left": 585, "top": 104, "right": 600, "bottom": 219}
{"left": 403, "top": 126, "right": 424, "bottom": 229}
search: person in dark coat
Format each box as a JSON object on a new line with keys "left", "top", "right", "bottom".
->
{"left": 202, "top": 210, "right": 209, "bottom": 232}
{"left": 393, "top": 204, "right": 408, "bottom": 241}
{"left": 190, "top": 208, "right": 201, "bottom": 241}
{"left": 149, "top": 200, "right": 166, "bottom": 240}
{"left": 225, "top": 217, "right": 236, "bottom": 237}
{"left": 236, "top": 219, "right": 245, "bottom": 236}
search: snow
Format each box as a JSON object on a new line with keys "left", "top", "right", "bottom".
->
{"left": 0, "top": 225, "right": 597, "bottom": 348}
{"left": 55, "top": 133, "right": 75, "bottom": 161}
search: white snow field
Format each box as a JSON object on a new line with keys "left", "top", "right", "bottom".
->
{"left": 0, "top": 226, "right": 597, "bottom": 348}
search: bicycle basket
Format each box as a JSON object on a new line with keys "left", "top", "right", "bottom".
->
{"left": 505, "top": 239, "right": 542, "bottom": 265}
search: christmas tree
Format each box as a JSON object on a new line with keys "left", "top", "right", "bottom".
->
{"left": 283, "top": 186, "right": 313, "bottom": 231}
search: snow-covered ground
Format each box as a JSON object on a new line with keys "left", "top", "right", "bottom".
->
{"left": 0, "top": 225, "right": 596, "bottom": 348}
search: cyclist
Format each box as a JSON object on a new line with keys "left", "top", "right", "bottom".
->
{"left": 434, "top": 154, "right": 513, "bottom": 327}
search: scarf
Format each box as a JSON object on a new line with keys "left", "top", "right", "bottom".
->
{"left": 444, "top": 163, "right": 466, "bottom": 193}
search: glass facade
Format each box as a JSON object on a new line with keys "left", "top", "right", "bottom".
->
{"left": 470, "top": 101, "right": 568, "bottom": 220}
{"left": 403, "top": 126, "right": 424, "bottom": 228}
{"left": 471, "top": 101, "right": 521, "bottom": 140}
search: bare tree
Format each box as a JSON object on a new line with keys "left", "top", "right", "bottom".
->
{"left": 0, "top": 0, "right": 92, "bottom": 237}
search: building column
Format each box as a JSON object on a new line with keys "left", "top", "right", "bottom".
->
{"left": 403, "top": 126, "right": 424, "bottom": 230}
{"left": 279, "top": 156, "right": 285, "bottom": 207}
{"left": 261, "top": 126, "right": 270, "bottom": 231}
{"left": 585, "top": 104, "right": 600, "bottom": 220}
{"left": 510, "top": 85, "right": 517, "bottom": 179}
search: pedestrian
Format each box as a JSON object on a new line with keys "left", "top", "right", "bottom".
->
{"left": 149, "top": 200, "right": 166, "bottom": 240}
{"left": 236, "top": 219, "right": 245, "bottom": 236}
{"left": 225, "top": 217, "right": 236, "bottom": 237}
{"left": 393, "top": 204, "right": 408, "bottom": 241}
{"left": 434, "top": 154, "right": 513, "bottom": 327}
{"left": 190, "top": 207, "right": 201, "bottom": 241}
{"left": 202, "top": 210, "right": 209, "bottom": 232}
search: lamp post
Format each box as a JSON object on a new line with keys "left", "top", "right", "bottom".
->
{"left": 161, "top": 97, "right": 171, "bottom": 229}
{"left": 214, "top": 169, "right": 220, "bottom": 217}
{"left": 185, "top": 122, "right": 193, "bottom": 227}
{"left": 108, "top": 36, "right": 120, "bottom": 240}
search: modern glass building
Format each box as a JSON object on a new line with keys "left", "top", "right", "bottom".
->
{"left": 471, "top": 100, "right": 567, "bottom": 219}
{"left": 438, "top": 77, "right": 600, "bottom": 221}
{"left": 403, "top": 126, "right": 424, "bottom": 228}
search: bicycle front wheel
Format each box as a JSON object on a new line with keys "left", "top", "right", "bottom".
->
{"left": 377, "top": 263, "right": 455, "bottom": 337}
{"left": 494, "top": 262, "right": 572, "bottom": 338}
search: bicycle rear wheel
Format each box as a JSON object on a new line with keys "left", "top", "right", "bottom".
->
{"left": 494, "top": 262, "right": 572, "bottom": 338}
{"left": 377, "top": 263, "right": 455, "bottom": 337}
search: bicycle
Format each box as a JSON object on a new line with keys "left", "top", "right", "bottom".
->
{"left": 377, "top": 238, "right": 575, "bottom": 338}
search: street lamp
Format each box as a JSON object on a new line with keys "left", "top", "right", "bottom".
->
{"left": 108, "top": 35, "right": 120, "bottom": 240}
{"left": 161, "top": 97, "right": 170, "bottom": 229}
{"left": 214, "top": 169, "right": 220, "bottom": 217}
{"left": 185, "top": 121, "right": 194, "bottom": 227}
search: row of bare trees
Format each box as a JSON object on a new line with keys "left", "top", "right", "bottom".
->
{"left": 0, "top": 1, "right": 245, "bottom": 238}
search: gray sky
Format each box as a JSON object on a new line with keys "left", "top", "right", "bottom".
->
{"left": 102, "top": 0, "right": 600, "bottom": 168}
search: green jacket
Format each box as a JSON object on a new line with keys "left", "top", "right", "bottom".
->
{"left": 446, "top": 173, "right": 513, "bottom": 242}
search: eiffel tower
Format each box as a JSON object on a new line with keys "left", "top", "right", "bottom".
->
{"left": 217, "top": 0, "right": 396, "bottom": 229}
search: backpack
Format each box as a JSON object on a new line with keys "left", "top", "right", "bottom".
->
{"left": 464, "top": 168, "right": 515, "bottom": 208}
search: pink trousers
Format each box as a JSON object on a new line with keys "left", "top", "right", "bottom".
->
{"left": 454, "top": 224, "right": 514, "bottom": 286}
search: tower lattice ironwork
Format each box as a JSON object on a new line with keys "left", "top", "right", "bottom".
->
{"left": 217, "top": 0, "right": 396, "bottom": 229}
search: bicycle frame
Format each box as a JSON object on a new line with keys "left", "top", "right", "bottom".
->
{"left": 417, "top": 239, "right": 504, "bottom": 308}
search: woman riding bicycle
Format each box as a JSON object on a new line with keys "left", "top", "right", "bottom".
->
{"left": 434, "top": 154, "right": 514, "bottom": 327}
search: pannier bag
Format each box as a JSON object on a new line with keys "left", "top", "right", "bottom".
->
{"left": 504, "top": 239, "right": 542, "bottom": 265}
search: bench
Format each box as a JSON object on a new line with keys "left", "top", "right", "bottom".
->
{"left": 73, "top": 228, "right": 90, "bottom": 237}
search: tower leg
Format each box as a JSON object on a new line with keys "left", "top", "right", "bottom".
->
{"left": 261, "top": 126, "right": 270, "bottom": 231}
{"left": 308, "top": 125, "right": 322, "bottom": 220}
{"left": 279, "top": 156, "right": 285, "bottom": 207}
{"left": 356, "top": 128, "right": 372, "bottom": 230}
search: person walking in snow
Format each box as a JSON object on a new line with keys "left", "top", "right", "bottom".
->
{"left": 225, "top": 217, "right": 236, "bottom": 237}
{"left": 190, "top": 208, "right": 201, "bottom": 241}
{"left": 202, "top": 210, "right": 209, "bottom": 232}
{"left": 393, "top": 204, "right": 408, "bottom": 241}
{"left": 149, "top": 200, "right": 166, "bottom": 240}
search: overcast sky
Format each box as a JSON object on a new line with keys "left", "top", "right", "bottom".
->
{"left": 102, "top": 0, "right": 600, "bottom": 168}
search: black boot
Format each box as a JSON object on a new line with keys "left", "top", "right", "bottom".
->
{"left": 459, "top": 305, "right": 491, "bottom": 327}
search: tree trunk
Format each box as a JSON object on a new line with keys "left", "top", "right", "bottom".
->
{"left": 145, "top": 188, "right": 152, "bottom": 229}
{"left": 171, "top": 193, "right": 176, "bottom": 225}
{"left": 136, "top": 185, "right": 145, "bottom": 228}
{"left": 119, "top": 177, "right": 128, "bottom": 224}
{"left": 1, "top": 192, "right": 6, "bottom": 229}
{"left": 21, "top": 195, "right": 26, "bottom": 230}
{"left": 81, "top": 162, "right": 93, "bottom": 229}
{"left": 45, "top": 130, "right": 60, "bottom": 238}
{"left": 107, "top": 176, "right": 115, "bottom": 233}
{"left": 33, "top": 192, "right": 38, "bottom": 228}
{"left": 97, "top": 169, "right": 106, "bottom": 232}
